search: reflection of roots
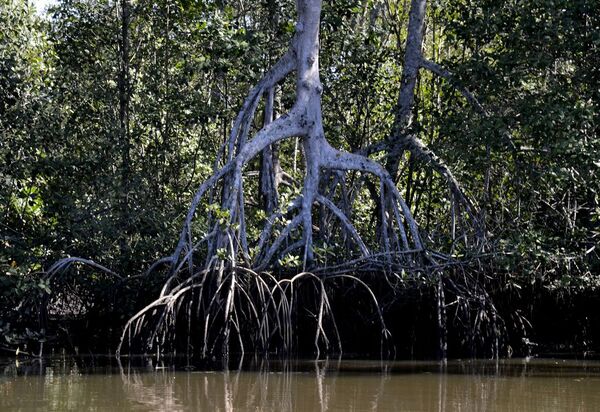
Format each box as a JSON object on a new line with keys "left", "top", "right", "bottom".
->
{"left": 116, "top": 267, "right": 390, "bottom": 358}
{"left": 117, "top": 359, "right": 389, "bottom": 412}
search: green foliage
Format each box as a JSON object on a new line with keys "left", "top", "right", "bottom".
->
{"left": 432, "top": 0, "right": 599, "bottom": 285}
{"left": 277, "top": 253, "right": 301, "bottom": 268}
{"left": 1, "top": 0, "right": 599, "bottom": 352}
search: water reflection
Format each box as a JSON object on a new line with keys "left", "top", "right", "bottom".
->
{"left": 2, "top": 357, "right": 600, "bottom": 411}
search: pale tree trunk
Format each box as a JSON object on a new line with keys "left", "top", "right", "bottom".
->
{"left": 115, "top": 0, "right": 416, "bottom": 358}
{"left": 386, "top": 0, "right": 427, "bottom": 179}
{"left": 385, "top": 0, "right": 483, "bottom": 238}
{"left": 165, "top": 0, "right": 422, "bottom": 273}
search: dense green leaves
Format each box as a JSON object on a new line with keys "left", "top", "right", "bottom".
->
{"left": 1, "top": 0, "right": 599, "bottom": 351}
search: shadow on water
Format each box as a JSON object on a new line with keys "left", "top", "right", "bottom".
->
{"left": 2, "top": 356, "right": 600, "bottom": 410}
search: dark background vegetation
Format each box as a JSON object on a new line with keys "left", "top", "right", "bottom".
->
{"left": 1, "top": 0, "right": 599, "bottom": 358}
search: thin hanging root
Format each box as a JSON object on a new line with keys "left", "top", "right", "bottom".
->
{"left": 45, "top": 257, "right": 122, "bottom": 282}
{"left": 36, "top": 257, "right": 125, "bottom": 350}
{"left": 116, "top": 267, "right": 390, "bottom": 358}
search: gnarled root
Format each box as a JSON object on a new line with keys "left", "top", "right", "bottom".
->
{"left": 164, "top": 2, "right": 424, "bottom": 275}
{"left": 115, "top": 0, "right": 420, "bottom": 357}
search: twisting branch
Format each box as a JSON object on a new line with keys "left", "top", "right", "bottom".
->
{"left": 226, "top": 51, "right": 296, "bottom": 161}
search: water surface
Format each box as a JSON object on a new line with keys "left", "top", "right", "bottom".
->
{"left": 2, "top": 357, "right": 600, "bottom": 411}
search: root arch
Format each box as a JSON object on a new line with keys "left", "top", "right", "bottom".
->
{"left": 39, "top": 0, "right": 497, "bottom": 360}
{"left": 165, "top": 0, "right": 424, "bottom": 277}
{"left": 114, "top": 0, "right": 427, "bottom": 358}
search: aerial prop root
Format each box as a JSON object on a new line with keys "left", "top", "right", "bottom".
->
{"left": 167, "top": 126, "right": 425, "bottom": 273}
{"left": 44, "top": 0, "right": 426, "bottom": 357}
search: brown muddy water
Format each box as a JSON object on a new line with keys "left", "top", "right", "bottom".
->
{"left": 2, "top": 357, "right": 600, "bottom": 411}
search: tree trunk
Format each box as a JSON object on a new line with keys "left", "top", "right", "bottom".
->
{"left": 118, "top": 0, "right": 131, "bottom": 264}
{"left": 384, "top": 0, "right": 482, "bottom": 238}
{"left": 117, "top": 0, "right": 427, "bottom": 359}
{"left": 386, "top": 0, "right": 427, "bottom": 180}
{"left": 165, "top": 0, "right": 422, "bottom": 273}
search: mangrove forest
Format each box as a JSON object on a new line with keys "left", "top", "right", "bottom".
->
{"left": 1, "top": 0, "right": 599, "bottom": 361}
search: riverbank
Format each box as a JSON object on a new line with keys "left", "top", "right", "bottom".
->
{"left": 3, "top": 267, "right": 600, "bottom": 360}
